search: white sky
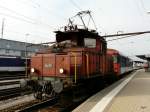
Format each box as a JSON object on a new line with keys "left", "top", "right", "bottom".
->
{"left": 0, "top": 0, "right": 150, "bottom": 56}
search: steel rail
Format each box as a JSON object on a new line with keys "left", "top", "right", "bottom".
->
{"left": 17, "top": 97, "right": 58, "bottom": 112}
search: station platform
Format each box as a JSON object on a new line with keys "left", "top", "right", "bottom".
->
{"left": 73, "top": 69, "right": 150, "bottom": 112}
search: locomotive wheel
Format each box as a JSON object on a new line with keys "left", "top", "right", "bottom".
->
{"left": 34, "top": 92, "right": 42, "bottom": 100}
{"left": 45, "top": 82, "right": 53, "bottom": 95}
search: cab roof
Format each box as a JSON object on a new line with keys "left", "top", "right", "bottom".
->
{"left": 55, "top": 29, "right": 105, "bottom": 43}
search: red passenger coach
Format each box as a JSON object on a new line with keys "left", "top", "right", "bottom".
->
{"left": 107, "top": 49, "right": 133, "bottom": 76}
{"left": 107, "top": 49, "right": 120, "bottom": 75}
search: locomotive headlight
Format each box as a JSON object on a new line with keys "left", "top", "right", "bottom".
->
{"left": 59, "top": 68, "right": 64, "bottom": 74}
{"left": 31, "top": 68, "right": 35, "bottom": 73}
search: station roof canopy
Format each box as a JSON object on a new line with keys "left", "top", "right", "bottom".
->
{"left": 136, "top": 54, "right": 150, "bottom": 61}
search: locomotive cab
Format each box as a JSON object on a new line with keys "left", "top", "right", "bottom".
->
{"left": 55, "top": 28, "right": 102, "bottom": 50}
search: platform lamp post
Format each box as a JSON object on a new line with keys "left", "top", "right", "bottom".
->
{"left": 1, "top": 18, "right": 5, "bottom": 38}
{"left": 25, "top": 33, "right": 30, "bottom": 78}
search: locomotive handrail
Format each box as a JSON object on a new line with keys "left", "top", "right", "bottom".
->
{"left": 71, "top": 52, "right": 77, "bottom": 83}
{"left": 75, "top": 55, "right": 77, "bottom": 83}
{"left": 86, "top": 54, "right": 89, "bottom": 78}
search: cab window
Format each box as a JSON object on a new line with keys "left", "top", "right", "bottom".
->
{"left": 84, "top": 38, "right": 96, "bottom": 48}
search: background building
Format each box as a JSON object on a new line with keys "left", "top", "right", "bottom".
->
{"left": 0, "top": 38, "right": 47, "bottom": 57}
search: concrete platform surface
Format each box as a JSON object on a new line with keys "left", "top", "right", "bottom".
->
{"left": 104, "top": 70, "right": 150, "bottom": 112}
{"left": 73, "top": 70, "right": 150, "bottom": 112}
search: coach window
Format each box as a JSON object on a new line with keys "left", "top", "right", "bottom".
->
{"left": 118, "top": 56, "right": 120, "bottom": 63}
{"left": 84, "top": 38, "right": 96, "bottom": 48}
{"left": 113, "top": 55, "right": 118, "bottom": 63}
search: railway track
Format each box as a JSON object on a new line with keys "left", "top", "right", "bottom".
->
{"left": 18, "top": 93, "right": 86, "bottom": 112}
{"left": 0, "top": 87, "right": 21, "bottom": 100}
{"left": 18, "top": 97, "right": 58, "bottom": 112}
{"left": 0, "top": 94, "right": 76, "bottom": 112}
{"left": 38, "top": 101, "right": 81, "bottom": 112}
{"left": 0, "top": 78, "right": 31, "bottom": 100}
{"left": 0, "top": 80, "right": 19, "bottom": 86}
{"left": 0, "top": 87, "right": 31, "bottom": 100}
{"left": 0, "top": 73, "right": 25, "bottom": 81}
{"left": 0, "top": 96, "right": 58, "bottom": 112}
{"left": 0, "top": 76, "right": 25, "bottom": 81}
{"left": 0, "top": 94, "right": 35, "bottom": 111}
